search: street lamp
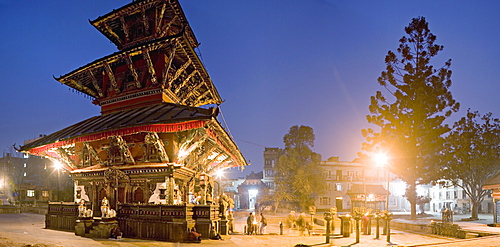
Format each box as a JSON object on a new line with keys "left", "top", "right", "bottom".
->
{"left": 214, "top": 169, "right": 225, "bottom": 197}
{"left": 373, "top": 153, "right": 389, "bottom": 210}
{"left": 373, "top": 152, "right": 392, "bottom": 244}
{"left": 53, "top": 161, "right": 63, "bottom": 201}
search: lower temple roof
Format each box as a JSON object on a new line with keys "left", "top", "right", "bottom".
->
{"left": 20, "top": 103, "right": 216, "bottom": 153}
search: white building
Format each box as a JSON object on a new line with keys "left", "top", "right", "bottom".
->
{"left": 316, "top": 156, "right": 407, "bottom": 212}
{"left": 428, "top": 179, "right": 493, "bottom": 214}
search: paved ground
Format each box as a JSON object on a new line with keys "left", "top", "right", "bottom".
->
{"left": 1, "top": 213, "right": 500, "bottom": 247}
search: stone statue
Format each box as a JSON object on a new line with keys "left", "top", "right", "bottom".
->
{"left": 107, "top": 208, "right": 117, "bottom": 218}
{"left": 101, "top": 197, "right": 110, "bottom": 218}
{"left": 218, "top": 193, "right": 231, "bottom": 219}
{"left": 78, "top": 199, "right": 87, "bottom": 217}
{"left": 85, "top": 208, "right": 93, "bottom": 217}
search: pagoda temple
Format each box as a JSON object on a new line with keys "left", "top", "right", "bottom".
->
{"left": 19, "top": 0, "right": 246, "bottom": 242}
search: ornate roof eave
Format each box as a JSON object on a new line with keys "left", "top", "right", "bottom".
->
{"left": 54, "top": 30, "right": 222, "bottom": 107}
{"left": 54, "top": 33, "right": 183, "bottom": 98}
{"left": 18, "top": 103, "right": 216, "bottom": 154}
{"left": 179, "top": 32, "right": 222, "bottom": 106}
{"left": 89, "top": 0, "right": 199, "bottom": 50}
{"left": 204, "top": 118, "right": 248, "bottom": 170}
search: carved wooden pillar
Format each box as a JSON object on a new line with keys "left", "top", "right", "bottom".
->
{"left": 125, "top": 183, "right": 131, "bottom": 204}
{"left": 166, "top": 176, "right": 175, "bottom": 204}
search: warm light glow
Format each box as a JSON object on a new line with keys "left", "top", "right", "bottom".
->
{"left": 207, "top": 151, "right": 219, "bottom": 160}
{"left": 373, "top": 152, "right": 389, "bottom": 167}
{"left": 54, "top": 161, "right": 64, "bottom": 170}
{"left": 215, "top": 169, "right": 224, "bottom": 179}
{"left": 178, "top": 149, "right": 189, "bottom": 159}
{"left": 248, "top": 189, "right": 258, "bottom": 197}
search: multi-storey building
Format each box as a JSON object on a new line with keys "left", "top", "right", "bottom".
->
{"left": 0, "top": 152, "right": 72, "bottom": 204}
{"left": 262, "top": 147, "right": 283, "bottom": 191}
{"left": 316, "top": 157, "right": 392, "bottom": 212}
{"left": 429, "top": 179, "right": 493, "bottom": 214}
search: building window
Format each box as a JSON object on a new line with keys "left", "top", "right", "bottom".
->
{"left": 320, "top": 197, "right": 330, "bottom": 206}
{"left": 42, "top": 191, "right": 49, "bottom": 198}
{"left": 335, "top": 183, "right": 342, "bottom": 191}
{"left": 27, "top": 190, "right": 35, "bottom": 197}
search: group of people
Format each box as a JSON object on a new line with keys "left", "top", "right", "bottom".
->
{"left": 286, "top": 211, "right": 311, "bottom": 236}
{"left": 246, "top": 212, "right": 267, "bottom": 235}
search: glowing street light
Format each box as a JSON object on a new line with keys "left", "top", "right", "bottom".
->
{"left": 373, "top": 152, "right": 390, "bottom": 210}
{"left": 373, "top": 153, "right": 389, "bottom": 167}
{"left": 373, "top": 152, "right": 392, "bottom": 244}
{"left": 53, "top": 161, "right": 63, "bottom": 201}
{"left": 53, "top": 161, "right": 64, "bottom": 170}
{"left": 215, "top": 169, "right": 224, "bottom": 179}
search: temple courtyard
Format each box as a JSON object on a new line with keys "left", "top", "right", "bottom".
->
{"left": 1, "top": 212, "right": 500, "bottom": 247}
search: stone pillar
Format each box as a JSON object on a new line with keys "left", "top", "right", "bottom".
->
{"left": 219, "top": 219, "right": 228, "bottom": 235}
{"left": 340, "top": 215, "right": 351, "bottom": 237}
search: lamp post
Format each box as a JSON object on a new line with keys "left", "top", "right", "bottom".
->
{"left": 215, "top": 169, "right": 224, "bottom": 197}
{"left": 373, "top": 153, "right": 392, "bottom": 244}
{"left": 373, "top": 153, "right": 389, "bottom": 211}
{"left": 54, "top": 161, "right": 63, "bottom": 201}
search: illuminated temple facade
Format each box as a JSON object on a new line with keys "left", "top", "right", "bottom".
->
{"left": 20, "top": 0, "right": 246, "bottom": 241}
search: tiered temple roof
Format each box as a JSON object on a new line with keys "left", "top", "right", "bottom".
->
{"left": 20, "top": 0, "right": 247, "bottom": 175}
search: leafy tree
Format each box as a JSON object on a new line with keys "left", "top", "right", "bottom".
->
{"left": 362, "top": 17, "right": 459, "bottom": 220}
{"left": 259, "top": 182, "right": 294, "bottom": 214}
{"left": 274, "top": 126, "right": 325, "bottom": 211}
{"left": 441, "top": 109, "right": 500, "bottom": 220}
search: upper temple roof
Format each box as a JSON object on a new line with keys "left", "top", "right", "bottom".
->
{"left": 90, "top": 0, "right": 198, "bottom": 51}
{"left": 55, "top": 0, "right": 222, "bottom": 115}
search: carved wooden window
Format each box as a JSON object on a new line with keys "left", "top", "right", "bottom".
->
{"left": 134, "top": 187, "right": 145, "bottom": 203}
{"left": 107, "top": 145, "right": 123, "bottom": 165}
{"left": 141, "top": 143, "right": 159, "bottom": 162}
{"left": 99, "top": 188, "right": 107, "bottom": 202}
{"left": 117, "top": 187, "right": 125, "bottom": 204}
{"left": 82, "top": 145, "right": 92, "bottom": 167}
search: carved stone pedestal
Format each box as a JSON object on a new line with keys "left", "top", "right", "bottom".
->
{"left": 219, "top": 219, "right": 228, "bottom": 235}
{"left": 75, "top": 217, "right": 94, "bottom": 236}
{"left": 89, "top": 218, "right": 118, "bottom": 238}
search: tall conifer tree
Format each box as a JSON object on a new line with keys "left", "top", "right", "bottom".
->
{"left": 362, "top": 17, "right": 459, "bottom": 219}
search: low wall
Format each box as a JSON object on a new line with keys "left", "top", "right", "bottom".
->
{"left": 0, "top": 205, "right": 20, "bottom": 214}
{"left": 391, "top": 220, "right": 432, "bottom": 234}
{"left": 21, "top": 205, "right": 48, "bottom": 214}
{"left": 46, "top": 203, "right": 220, "bottom": 242}
{"left": 391, "top": 220, "right": 495, "bottom": 239}
{"left": 45, "top": 202, "right": 79, "bottom": 231}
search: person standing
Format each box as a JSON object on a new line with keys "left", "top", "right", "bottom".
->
{"left": 246, "top": 212, "right": 255, "bottom": 234}
{"left": 260, "top": 213, "right": 267, "bottom": 234}
{"left": 297, "top": 212, "right": 307, "bottom": 236}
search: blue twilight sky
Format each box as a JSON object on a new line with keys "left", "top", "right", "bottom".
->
{"left": 0, "top": 1, "right": 499, "bottom": 178}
